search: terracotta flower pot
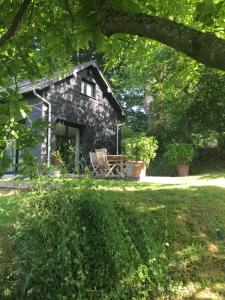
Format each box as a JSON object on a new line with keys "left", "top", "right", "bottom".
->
{"left": 176, "top": 164, "right": 189, "bottom": 176}
{"left": 126, "top": 161, "right": 146, "bottom": 178}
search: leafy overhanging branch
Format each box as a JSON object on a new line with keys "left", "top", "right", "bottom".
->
{"left": 95, "top": 7, "right": 225, "bottom": 71}
{"left": 0, "top": 0, "right": 32, "bottom": 48}
{"left": 1, "top": 0, "right": 225, "bottom": 71}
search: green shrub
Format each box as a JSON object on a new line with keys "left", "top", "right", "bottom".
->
{"left": 123, "top": 136, "right": 158, "bottom": 165}
{"left": 164, "top": 143, "right": 194, "bottom": 164}
{"left": 11, "top": 181, "right": 169, "bottom": 299}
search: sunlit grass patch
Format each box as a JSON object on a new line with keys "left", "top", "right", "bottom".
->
{"left": 175, "top": 282, "right": 224, "bottom": 300}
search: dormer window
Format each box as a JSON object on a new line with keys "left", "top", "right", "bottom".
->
{"left": 81, "top": 79, "right": 95, "bottom": 98}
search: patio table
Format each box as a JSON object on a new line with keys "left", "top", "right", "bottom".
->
{"left": 107, "top": 155, "right": 127, "bottom": 177}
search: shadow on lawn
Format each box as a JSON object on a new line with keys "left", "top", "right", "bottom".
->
{"left": 1, "top": 181, "right": 225, "bottom": 299}
{"left": 94, "top": 183, "right": 225, "bottom": 299}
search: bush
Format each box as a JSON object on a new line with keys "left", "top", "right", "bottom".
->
{"left": 10, "top": 181, "right": 169, "bottom": 299}
{"left": 164, "top": 143, "right": 194, "bottom": 164}
{"left": 123, "top": 136, "right": 158, "bottom": 165}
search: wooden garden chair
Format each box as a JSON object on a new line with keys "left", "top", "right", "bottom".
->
{"left": 95, "top": 149, "right": 116, "bottom": 177}
{"left": 89, "top": 152, "right": 103, "bottom": 176}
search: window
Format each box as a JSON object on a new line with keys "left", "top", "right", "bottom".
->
{"left": 81, "top": 80, "right": 95, "bottom": 98}
{"left": 56, "top": 122, "right": 66, "bottom": 136}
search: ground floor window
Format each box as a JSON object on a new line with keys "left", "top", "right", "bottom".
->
{"left": 55, "top": 121, "right": 80, "bottom": 172}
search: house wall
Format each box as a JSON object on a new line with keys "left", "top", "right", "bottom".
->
{"left": 41, "top": 68, "right": 118, "bottom": 161}
{"left": 26, "top": 95, "right": 43, "bottom": 160}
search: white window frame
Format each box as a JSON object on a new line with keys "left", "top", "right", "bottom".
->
{"left": 81, "top": 80, "right": 95, "bottom": 98}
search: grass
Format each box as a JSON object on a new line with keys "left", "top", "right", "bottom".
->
{"left": 0, "top": 189, "right": 22, "bottom": 296}
{"left": 0, "top": 172, "right": 225, "bottom": 299}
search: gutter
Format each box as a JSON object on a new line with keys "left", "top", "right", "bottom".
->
{"left": 33, "top": 89, "right": 51, "bottom": 166}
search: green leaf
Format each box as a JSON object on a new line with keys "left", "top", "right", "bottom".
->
{"left": 111, "top": 0, "right": 142, "bottom": 13}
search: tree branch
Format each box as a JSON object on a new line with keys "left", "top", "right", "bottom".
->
{"left": 97, "top": 8, "right": 225, "bottom": 70}
{"left": 64, "top": 0, "right": 75, "bottom": 22}
{"left": 0, "top": 0, "right": 32, "bottom": 48}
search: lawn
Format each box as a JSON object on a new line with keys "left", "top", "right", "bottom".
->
{"left": 0, "top": 172, "right": 225, "bottom": 299}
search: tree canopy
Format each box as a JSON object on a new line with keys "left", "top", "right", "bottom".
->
{"left": 1, "top": 0, "right": 225, "bottom": 174}
{"left": 1, "top": 0, "right": 225, "bottom": 86}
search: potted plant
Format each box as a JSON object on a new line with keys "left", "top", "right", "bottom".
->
{"left": 164, "top": 143, "right": 194, "bottom": 176}
{"left": 123, "top": 136, "right": 158, "bottom": 178}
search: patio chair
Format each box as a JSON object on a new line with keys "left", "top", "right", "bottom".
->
{"left": 89, "top": 152, "right": 103, "bottom": 176}
{"left": 95, "top": 149, "right": 115, "bottom": 177}
{"left": 95, "top": 148, "right": 107, "bottom": 154}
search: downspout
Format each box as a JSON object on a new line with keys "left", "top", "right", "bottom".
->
{"left": 33, "top": 89, "right": 51, "bottom": 166}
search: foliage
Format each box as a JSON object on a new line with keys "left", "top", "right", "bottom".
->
{"left": 148, "top": 65, "right": 225, "bottom": 154}
{"left": 1, "top": 176, "right": 225, "bottom": 298}
{"left": 186, "top": 69, "right": 225, "bottom": 152}
{"left": 0, "top": 88, "right": 47, "bottom": 176}
{"left": 9, "top": 182, "right": 169, "bottom": 299}
{"left": 111, "top": 69, "right": 148, "bottom": 139}
{"left": 164, "top": 143, "right": 195, "bottom": 164}
{"left": 52, "top": 150, "right": 63, "bottom": 169}
{"left": 112, "top": 44, "right": 225, "bottom": 156}
{"left": 45, "top": 164, "right": 60, "bottom": 174}
{"left": 1, "top": 0, "right": 225, "bottom": 172}
{"left": 123, "top": 136, "right": 158, "bottom": 164}
{"left": 109, "top": 45, "right": 201, "bottom": 148}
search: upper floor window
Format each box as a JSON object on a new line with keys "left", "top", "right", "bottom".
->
{"left": 81, "top": 80, "right": 95, "bottom": 98}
